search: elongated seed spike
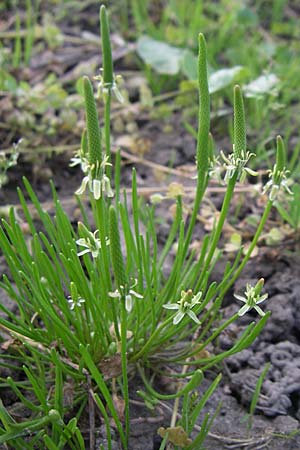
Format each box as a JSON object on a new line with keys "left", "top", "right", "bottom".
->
{"left": 100, "top": 5, "right": 113, "bottom": 85}
{"left": 83, "top": 76, "right": 102, "bottom": 166}
{"left": 233, "top": 85, "right": 246, "bottom": 159}
{"left": 196, "top": 33, "right": 210, "bottom": 175}
{"left": 109, "top": 205, "right": 126, "bottom": 288}
{"left": 275, "top": 135, "right": 285, "bottom": 173}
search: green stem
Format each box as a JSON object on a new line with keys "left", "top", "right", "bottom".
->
{"left": 198, "top": 173, "right": 238, "bottom": 288}
{"left": 130, "top": 316, "right": 174, "bottom": 363}
{"left": 219, "top": 200, "right": 273, "bottom": 298}
{"left": 183, "top": 175, "right": 208, "bottom": 258}
{"left": 138, "top": 366, "right": 203, "bottom": 400}
{"left": 170, "top": 363, "right": 189, "bottom": 428}
{"left": 121, "top": 301, "right": 129, "bottom": 446}
{"left": 188, "top": 313, "right": 239, "bottom": 360}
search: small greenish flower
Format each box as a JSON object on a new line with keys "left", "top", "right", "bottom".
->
{"left": 234, "top": 278, "right": 268, "bottom": 317}
{"left": 109, "top": 279, "right": 143, "bottom": 312}
{"left": 76, "top": 229, "right": 109, "bottom": 258}
{"left": 69, "top": 148, "right": 89, "bottom": 173}
{"left": 95, "top": 71, "right": 124, "bottom": 103}
{"left": 70, "top": 129, "right": 89, "bottom": 171}
{"left": 67, "top": 295, "right": 85, "bottom": 310}
{"left": 262, "top": 167, "right": 292, "bottom": 202}
{"left": 75, "top": 156, "right": 114, "bottom": 200}
{"left": 221, "top": 148, "right": 257, "bottom": 184}
{"left": 67, "top": 281, "right": 86, "bottom": 310}
{"left": 150, "top": 193, "right": 165, "bottom": 204}
{"left": 263, "top": 135, "right": 293, "bottom": 202}
{"left": 163, "top": 289, "right": 202, "bottom": 325}
{"left": 208, "top": 155, "right": 223, "bottom": 182}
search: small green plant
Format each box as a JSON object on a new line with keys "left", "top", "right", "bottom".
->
{"left": 242, "top": 362, "right": 271, "bottom": 434}
{"left": 12, "top": 0, "right": 35, "bottom": 69}
{"left": 0, "top": 5, "right": 291, "bottom": 449}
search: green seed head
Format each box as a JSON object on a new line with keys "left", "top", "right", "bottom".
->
{"left": 196, "top": 33, "right": 210, "bottom": 175}
{"left": 275, "top": 135, "right": 285, "bottom": 174}
{"left": 100, "top": 5, "right": 113, "bottom": 86}
{"left": 233, "top": 85, "right": 246, "bottom": 159}
{"left": 83, "top": 76, "right": 102, "bottom": 167}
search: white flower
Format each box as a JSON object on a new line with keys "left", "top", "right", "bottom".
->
{"left": 208, "top": 155, "right": 223, "bottom": 182}
{"left": 70, "top": 151, "right": 89, "bottom": 173}
{"left": 109, "top": 279, "right": 143, "bottom": 312}
{"left": 101, "top": 174, "right": 114, "bottom": 198}
{"left": 220, "top": 149, "right": 257, "bottom": 184}
{"left": 150, "top": 193, "right": 165, "bottom": 204}
{"left": 262, "top": 166, "right": 292, "bottom": 201}
{"left": 234, "top": 278, "right": 268, "bottom": 317}
{"left": 67, "top": 295, "right": 85, "bottom": 310}
{"left": 75, "top": 156, "right": 114, "bottom": 200}
{"left": 163, "top": 290, "right": 202, "bottom": 325}
{"left": 76, "top": 229, "right": 109, "bottom": 258}
{"left": 95, "top": 71, "right": 124, "bottom": 103}
{"left": 69, "top": 139, "right": 90, "bottom": 173}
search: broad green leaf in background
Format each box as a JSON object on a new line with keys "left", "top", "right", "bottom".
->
{"left": 180, "top": 48, "right": 198, "bottom": 80}
{"left": 244, "top": 73, "right": 279, "bottom": 98}
{"left": 208, "top": 66, "right": 244, "bottom": 93}
{"left": 137, "top": 36, "right": 244, "bottom": 94}
{"left": 137, "top": 35, "right": 185, "bottom": 75}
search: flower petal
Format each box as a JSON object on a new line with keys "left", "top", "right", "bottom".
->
{"left": 186, "top": 310, "right": 201, "bottom": 324}
{"left": 234, "top": 294, "right": 247, "bottom": 303}
{"left": 129, "top": 289, "right": 143, "bottom": 299}
{"left": 77, "top": 249, "right": 91, "bottom": 256}
{"left": 125, "top": 295, "right": 133, "bottom": 312}
{"left": 163, "top": 304, "right": 180, "bottom": 310}
{"left": 75, "top": 176, "right": 89, "bottom": 195}
{"left": 103, "top": 175, "right": 114, "bottom": 197}
{"left": 173, "top": 311, "right": 185, "bottom": 325}
{"left": 93, "top": 179, "right": 101, "bottom": 200}
{"left": 109, "top": 290, "right": 121, "bottom": 299}
{"left": 256, "top": 294, "right": 268, "bottom": 304}
{"left": 254, "top": 305, "right": 265, "bottom": 317}
{"left": 76, "top": 238, "right": 88, "bottom": 247}
{"left": 238, "top": 304, "right": 250, "bottom": 316}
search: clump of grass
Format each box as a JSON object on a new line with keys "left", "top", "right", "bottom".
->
{"left": 0, "top": 5, "right": 291, "bottom": 449}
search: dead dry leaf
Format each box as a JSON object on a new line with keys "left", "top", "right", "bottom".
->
{"left": 98, "top": 353, "right": 122, "bottom": 380}
{"left": 158, "top": 426, "right": 192, "bottom": 447}
{"left": 113, "top": 393, "right": 125, "bottom": 422}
